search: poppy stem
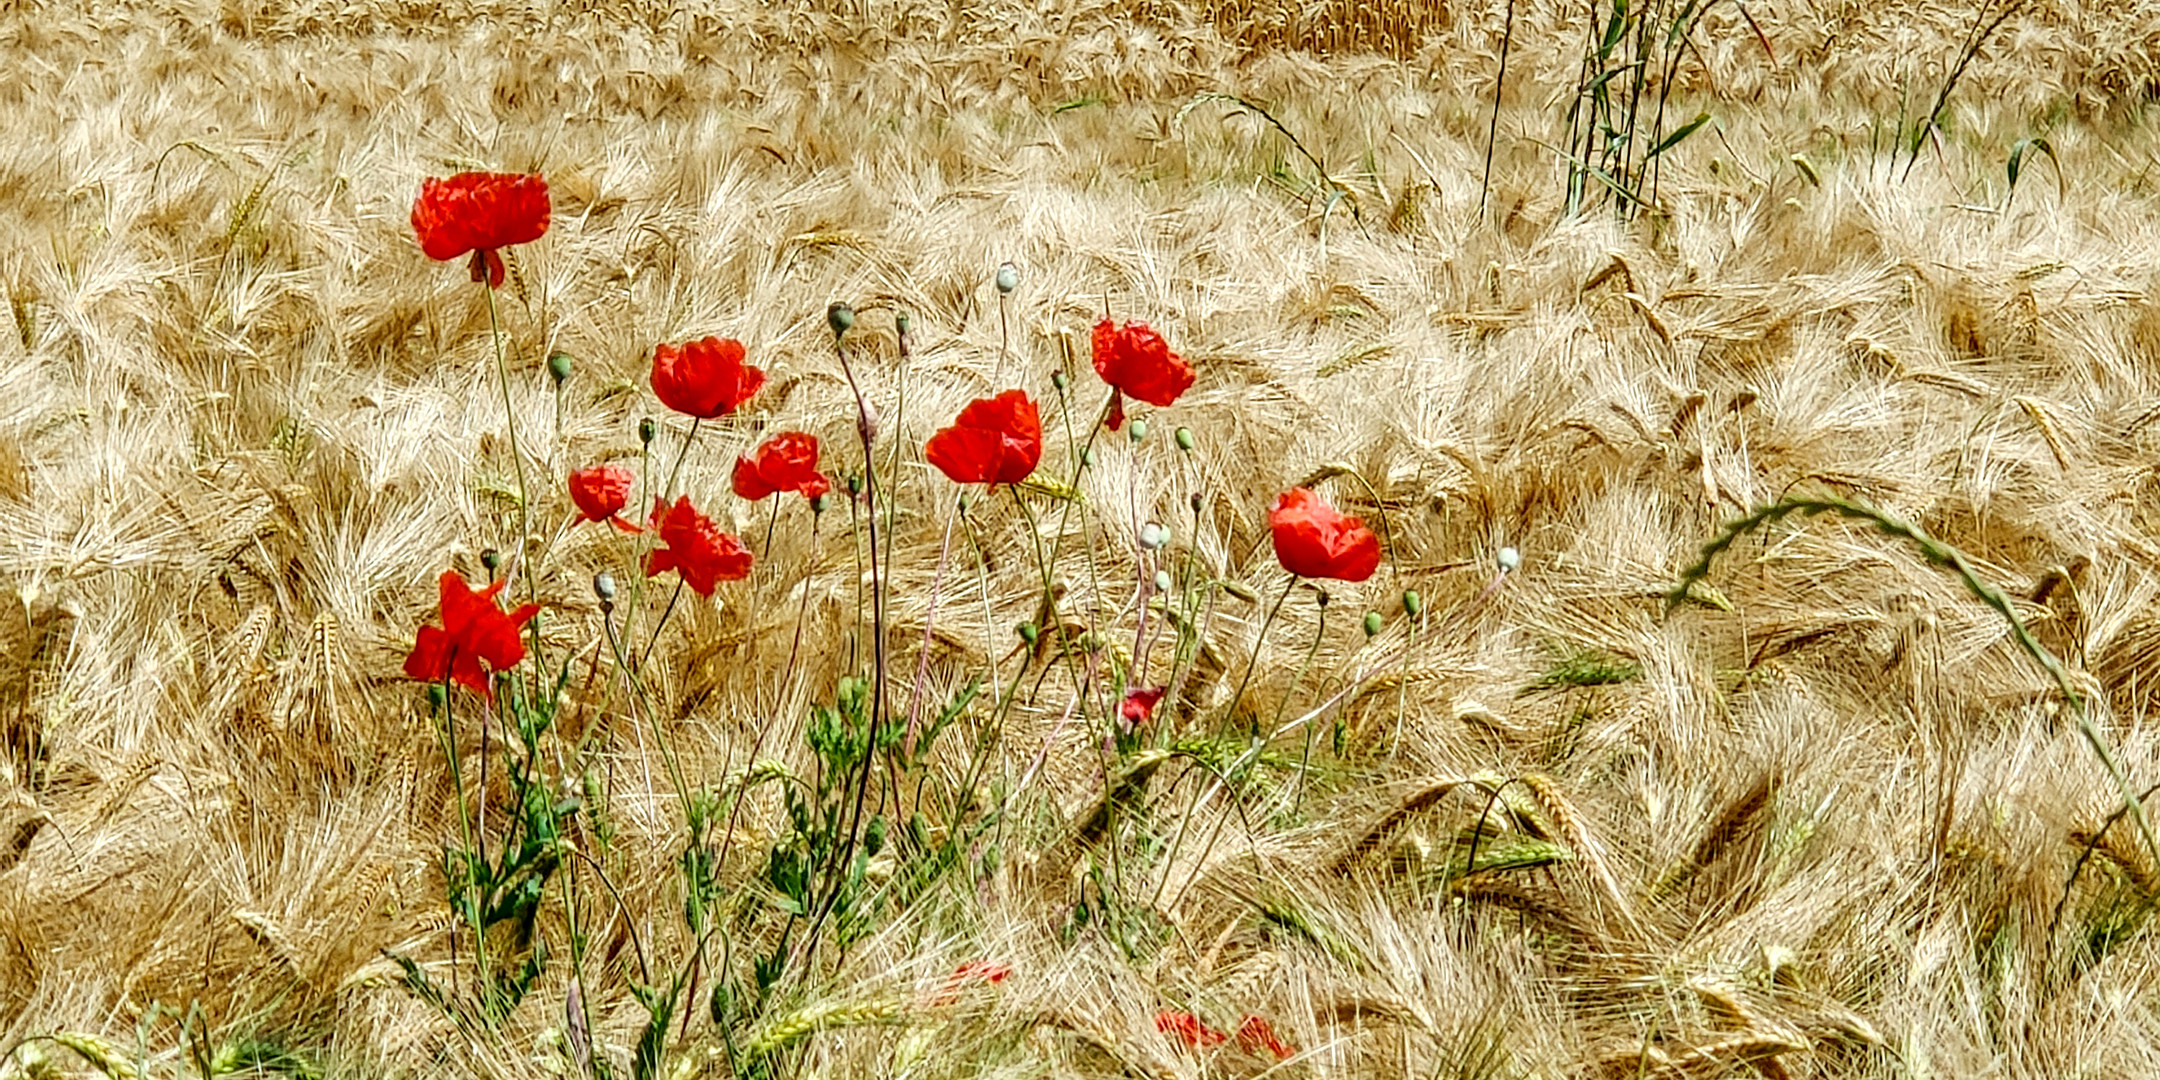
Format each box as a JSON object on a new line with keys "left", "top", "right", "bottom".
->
{"left": 1287, "top": 597, "right": 1329, "bottom": 812}
{"left": 659, "top": 417, "right": 704, "bottom": 504}
{"left": 1227, "top": 574, "right": 1297, "bottom": 738}
{"left": 484, "top": 284, "right": 540, "bottom": 683}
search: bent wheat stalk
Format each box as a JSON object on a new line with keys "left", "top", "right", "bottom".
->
{"left": 1667, "top": 493, "right": 2160, "bottom": 877}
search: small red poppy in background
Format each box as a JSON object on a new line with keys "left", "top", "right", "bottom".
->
{"left": 733, "top": 432, "right": 829, "bottom": 503}
{"left": 644, "top": 496, "right": 752, "bottom": 596}
{"left": 569, "top": 465, "right": 639, "bottom": 532}
{"left": 1092, "top": 317, "right": 1194, "bottom": 431}
{"left": 1235, "top": 1015, "right": 1296, "bottom": 1061}
{"left": 411, "top": 171, "right": 550, "bottom": 289}
{"left": 403, "top": 570, "right": 539, "bottom": 702}
{"left": 652, "top": 336, "right": 764, "bottom": 420}
{"left": 1154, "top": 1011, "right": 1227, "bottom": 1051}
{"left": 1268, "top": 487, "right": 1381, "bottom": 582}
{"left": 929, "top": 960, "right": 1012, "bottom": 1006}
{"left": 926, "top": 390, "right": 1042, "bottom": 487}
{"left": 1120, "top": 686, "right": 1166, "bottom": 727}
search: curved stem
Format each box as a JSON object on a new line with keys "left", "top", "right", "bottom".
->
{"left": 1227, "top": 574, "right": 1298, "bottom": 737}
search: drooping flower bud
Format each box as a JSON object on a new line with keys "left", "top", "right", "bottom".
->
{"left": 995, "top": 262, "right": 1018, "bottom": 295}
{"left": 547, "top": 351, "right": 574, "bottom": 385}
{"left": 845, "top": 472, "right": 863, "bottom": 497}
{"left": 1052, "top": 369, "right": 1070, "bottom": 395}
{"left": 1017, "top": 622, "right": 1040, "bottom": 646}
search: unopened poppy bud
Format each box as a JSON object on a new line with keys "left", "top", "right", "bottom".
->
{"left": 810, "top": 492, "right": 830, "bottom": 515}
{"left": 846, "top": 472, "right": 863, "bottom": 496}
{"left": 995, "top": 262, "right": 1018, "bottom": 295}
{"left": 957, "top": 491, "right": 971, "bottom": 512}
{"left": 1138, "top": 521, "right": 1169, "bottom": 550}
{"left": 1081, "top": 447, "right": 1096, "bottom": 468}
{"left": 1497, "top": 546, "right": 1521, "bottom": 572}
{"left": 1017, "top": 621, "right": 1039, "bottom": 646}
{"left": 1189, "top": 492, "right": 1204, "bottom": 514}
{"left": 1364, "top": 611, "right": 1384, "bottom": 637}
{"left": 1174, "top": 426, "right": 1194, "bottom": 452}
{"left": 1315, "top": 589, "right": 1331, "bottom": 609}
{"left": 865, "top": 815, "right": 887, "bottom": 857}
{"left": 1402, "top": 589, "right": 1423, "bottom": 617}
{"left": 481, "top": 548, "right": 502, "bottom": 573}
{"left": 639, "top": 417, "right": 657, "bottom": 445}
{"left": 1154, "top": 569, "right": 1172, "bottom": 592}
{"left": 426, "top": 683, "right": 446, "bottom": 711}
{"left": 895, "top": 310, "right": 911, "bottom": 336}
{"left": 827, "top": 301, "right": 855, "bottom": 338}
{"left": 1129, "top": 418, "right": 1148, "bottom": 443}
{"left": 547, "top": 351, "right": 574, "bottom": 384}
{"left": 1052, "top": 370, "right": 1070, "bottom": 394}
{"left": 594, "top": 572, "right": 617, "bottom": 603}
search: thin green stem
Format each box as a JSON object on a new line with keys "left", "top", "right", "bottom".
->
{"left": 1227, "top": 575, "right": 1298, "bottom": 737}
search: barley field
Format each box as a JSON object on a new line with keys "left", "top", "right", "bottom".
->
{"left": 8, "top": 0, "right": 2160, "bottom": 1076}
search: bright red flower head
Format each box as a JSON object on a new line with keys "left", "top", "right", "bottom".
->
{"left": 925, "top": 390, "right": 1042, "bottom": 487}
{"left": 644, "top": 495, "right": 753, "bottom": 596}
{"left": 403, "top": 570, "right": 540, "bottom": 702}
{"left": 569, "top": 465, "right": 640, "bottom": 532}
{"left": 1120, "top": 686, "right": 1166, "bottom": 727}
{"left": 732, "top": 432, "right": 829, "bottom": 502}
{"left": 1268, "top": 487, "right": 1381, "bottom": 582}
{"left": 1154, "top": 1011, "right": 1227, "bottom": 1051}
{"left": 1235, "top": 1015, "right": 1296, "bottom": 1061}
{"left": 411, "top": 172, "right": 550, "bottom": 289}
{"left": 652, "top": 336, "right": 764, "bottom": 420}
{"left": 1093, "top": 318, "right": 1194, "bottom": 431}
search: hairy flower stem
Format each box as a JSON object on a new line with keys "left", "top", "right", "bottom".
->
{"left": 1287, "top": 599, "right": 1329, "bottom": 812}
{"left": 483, "top": 286, "right": 541, "bottom": 687}
{"left": 433, "top": 678, "right": 488, "bottom": 999}
{"left": 1228, "top": 574, "right": 1298, "bottom": 738}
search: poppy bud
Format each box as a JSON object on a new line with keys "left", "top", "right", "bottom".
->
{"left": 957, "top": 491, "right": 971, "bottom": 512}
{"left": 481, "top": 549, "right": 502, "bottom": 573}
{"left": 1154, "top": 569, "right": 1172, "bottom": 592}
{"left": 1314, "top": 589, "right": 1330, "bottom": 609}
{"left": 1364, "top": 611, "right": 1384, "bottom": 637}
{"left": 1129, "top": 418, "right": 1148, "bottom": 443}
{"left": 1139, "top": 521, "right": 1169, "bottom": 550}
{"left": 895, "top": 310, "right": 911, "bottom": 336}
{"left": 709, "top": 982, "right": 731, "bottom": 1025}
{"left": 1174, "top": 426, "right": 1195, "bottom": 452}
{"left": 639, "top": 417, "right": 657, "bottom": 445}
{"left": 865, "top": 815, "right": 887, "bottom": 857}
{"left": 810, "top": 492, "right": 829, "bottom": 515}
{"left": 1017, "top": 621, "right": 1039, "bottom": 646}
{"left": 1498, "top": 546, "right": 1521, "bottom": 572}
{"left": 547, "top": 351, "right": 574, "bottom": 385}
{"left": 426, "top": 683, "right": 446, "bottom": 711}
{"left": 1190, "top": 492, "right": 1204, "bottom": 514}
{"left": 995, "top": 262, "right": 1018, "bottom": 295}
{"left": 1052, "top": 369, "right": 1070, "bottom": 394}
{"left": 1402, "top": 589, "right": 1423, "bottom": 617}
{"left": 846, "top": 472, "right": 863, "bottom": 496}
{"left": 827, "top": 301, "right": 855, "bottom": 338}
{"left": 594, "top": 572, "right": 616, "bottom": 603}
{"left": 1081, "top": 447, "right": 1096, "bottom": 468}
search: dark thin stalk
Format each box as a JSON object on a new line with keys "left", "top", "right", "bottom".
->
{"left": 1480, "top": 0, "right": 1517, "bottom": 222}
{"left": 1227, "top": 575, "right": 1298, "bottom": 737}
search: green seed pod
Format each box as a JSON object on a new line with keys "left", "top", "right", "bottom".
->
{"left": 1402, "top": 590, "right": 1423, "bottom": 617}
{"left": 1052, "top": 369, "right": 1070, "bottom": 394}
{"left": 894, "top": 310, "right": 911, "bottom": 336}
{"left": 1364, "top": 611, "right": 1384, "bottom": 638}
{"left": 827, "top": 301, "right": 855, "bottom": 337}
{"left": 1497, "top": 546, "right": 1521, "bottom": 572}
{"left": 1129, "top": 418, "right": 1148, "bottom": 443}
{"left": 1017, "top": 622, "right": 1040, "bottom": 646}
{"left": 426, "top": 683, "right": 446, "bottom": 711}
{"left": 1081, "top": 447, "right": 1096, "bottom": 469}
{"left": 995, "top": 262, "right": 1018, "bottom": 295}
{"left": 639, "top": 417, "right": 657, "bottom": 445}
{"left": 480, "top": 548, "right": 502, "bottom": 573}
{"left": 1190, "top": 492, "right": 1204, "bottom": 515}
{"left": 1174, "top": 426, "right": 1195, "bottom": 452}
{"left": 1154, "top": 569, "right": 1173, "bottom": 593}
{"left": 810, "top": 491, "right": 830, "bottom": 514}
{"left": 846, "top": 472, "right": 863, "bottom": 496}
{"left": 547, "top": 351, "right": 574, "bottom": 385}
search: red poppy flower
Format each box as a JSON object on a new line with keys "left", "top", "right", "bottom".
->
{"left": 644, "top": 495, "right": 753, "bottom": 596}
{"left": 1235, "top": 1015, "right": 1296, "bottom": 1061}
{"left": 411, "top": 172, "right": 550, "bottom": 289}
{"left": 652, "top": 336, "right": 764, "bottom": 420}
{"left": 930, "top": 960, "right": 1012, "bottom": 1006}
{"left": 1268, "top": 487, "right": 1381, "bottom": 582}
{"left": 569, "top": 465, "right": 640, "bottom": 532}
{"left": 403, "top": 570, "right": 540, "bottom": 702}
{"left": 1120, "top": 686, "right": 1166, "bottom": 727}
{"left": 732, "top": 432, "right": 829, "bottom": 502}
{"left": 1154, "top": 1011, "right": 1227, "bottom": 1051}
{"left": 925, "top": 390, "right": 1042, "bottom": 487}
{"left": 1093, "top": 318, "right": 1194, "bottom": 431}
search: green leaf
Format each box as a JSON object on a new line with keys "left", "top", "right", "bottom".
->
{"left": 1645, "top": 112, "right": 1712, "bottom": 161}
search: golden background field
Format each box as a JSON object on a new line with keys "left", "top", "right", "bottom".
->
{"left": 7, "top": 0, "right": 2160, "bottom": 1075}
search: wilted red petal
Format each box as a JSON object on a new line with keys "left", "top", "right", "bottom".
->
{"left": 644, "top": 495, "right": 753, "bottom": 596}
{"left": 1154, "top": 1011, "right": 1227, "bottom": 1050}
{"left": 1235, "top": 1015, "right": 1296, "bottom": 1061}
{"left": 1120, "top": 686, "right": 1166, "bottom": 726}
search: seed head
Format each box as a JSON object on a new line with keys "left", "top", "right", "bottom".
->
{"left": 639, "top": 417, "right": 657, "bottom": 445}
{"left": 1497, "top": 546, "right": 1521, "bottom": 573}
{"left": 1364, "top": 611, "right": 1384, "bottom": 637}
{"left": 1174, "top": 426, "right": 1195, "bottom": 452}
{"left": 995, "top": 262, "right": 1018, "bottom": 295}
{"left": 827, "top": 301, "right": 855, "bottom": 338}
{"left": 547, "top": 351, "right": 574, "bottom": 385}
